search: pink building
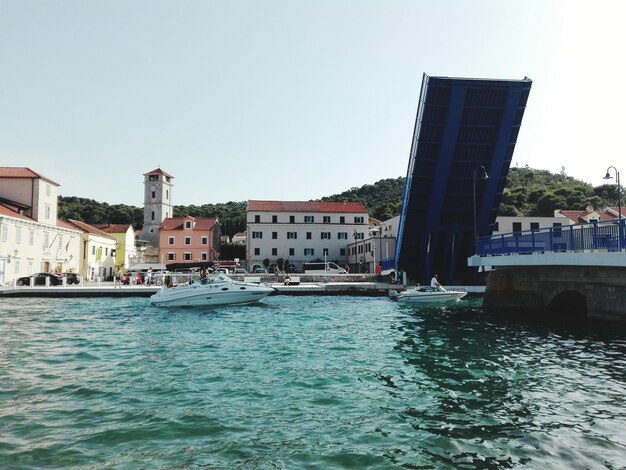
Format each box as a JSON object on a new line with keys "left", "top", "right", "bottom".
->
{"left": 158, "top": 216, "right": 221, "bottom": 264}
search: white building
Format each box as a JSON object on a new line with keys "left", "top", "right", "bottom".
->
{"left": 246, "top": 200, "right": 369, "bottom": 271}
{"left": 493, "top": 216, "right": 574, "bottom": 235}
{"left": 347, "top": 215, "right": 399, "bottom": 274}
{"left": 0, "top": 167, "right": 82, "bottom": 285}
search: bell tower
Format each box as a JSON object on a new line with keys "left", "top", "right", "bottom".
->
{"left": 141, "top": 168, "right": 174, "bottom": 247}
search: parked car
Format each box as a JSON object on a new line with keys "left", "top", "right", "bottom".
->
{"left": 16, "top": 272, "right": 62, "bottom": 286}
{"left": 122, "top": 271, "right": 143, "bottom": 285}
{"left": 61, "top": 273, "right": 81, "bottom": 285}
{"left": 253, "top": 268, "right": 268, "bottom": 274}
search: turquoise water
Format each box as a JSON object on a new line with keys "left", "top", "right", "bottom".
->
{"left": 1, "top": 296, "right": 625, "bottom": 469}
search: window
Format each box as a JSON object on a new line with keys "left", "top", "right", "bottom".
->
{"left": 14, "top": 259, "right": 20, "bottom": 275}
{"left": 252, "top": 231, "right": 263, "bottom": 239}
{"left": 185, "top": 221, "right": 192, "bottom": 229}
{"left": 255, "top": 215, "right": 261, "bottom": 223}
{"left": 201, "top": 252, "right": 208, "bottom": 261}
{"left": 272, "top": 215, "right": 278, "bottom": 223}
{"left": 289, "top": 248, "right": 295, "bottom": 256}
{"left": 358, "top": 245, "right": 363, "bottom": 254}
{"left": 321, "top": 232, "right": 331, "bottom": 239}
{"left": 151, "top": 211, "right": 155, "bottom": 221}
{"left": 46, "top": 184, "right": 51, "bottom": 197}
{"left": 254, "top": 248, "right": 260, "bottom": 255}
{"left": 105, "top": 248, "right": 108, "bottom": 256}
{"left": 287, "top": 232, "right": 297, "bottom": 239}
{"left": 152, "top": 191, "right": 156, "bottom": 198}
{"left": 354, "top": 216, "right": 364, "bottom": 224}
{"left": 91, "top": 245, "right": 95, "bottom": 255}
{"left": 340, "top": 248, "right": 346, "bottom": 256}
{"left": 44, "top": 232, "right": 50, "bottom": 249}
{"left": 15, "top": 227, "right": 21, "bottom": 244}
{"left": 512, "top": 222, "right": 522, "bottom": 233}
{"left": 166, "top": 190, "right": 169, "bottom": 200}
{"left": 201, "top": 236, "right": 208, "bottom": 245}
{"left": 530, "top": 222, "right": 540, "bottom": 230}
{"left": 323, "top": 216, "right": 331, "bottom": 223}
{"left": 304, "top": 248, "right": 314, "bottom": 256}
{"left": 306, "top": 232, "right": 312, "bottom": 239}
{"left": 340, "top": 216, "right": 345, "bottom": 224}
{"left": 272, "top": 232, "right": 278, "bottom": 239}
{"left": 354, "top": 232, "right": 364, "bottom": 240}
{"left": 168, "top": 236, "right": 175, "bottom": 245}
{"left": 58, "top": 234, "right": 63, "bottom": 250}
{"left": 28, "top": 260, "right": 33, "bottom": 275}
{"left": 322, "top": 248, "right": 329, "bottom": 256}
{"left": 338, "top": 232, "right": 348, "bottom": 240}
{"left": 305, "top": 216, "right": 314, "bottom": 224}
{"left": 45, "top": 205, "right": 51, "bottom": 220}
{"left": 29, "top": 229, "right": 34, "bottom": 246}
{"left": 167, "top": 253, "right": 176, "bottom": 260}
{"left": 185, "top": 236, "right": 191, "bottom": 245}
{"left": 272, "top": 248, "right": 278, "bottom": 256}
{"left": 183, "top": 253, "right": 192, "bottom": 261}
{"left": 289, "top": 215, "right": 295, "bottom": 223}
{"left": 1, "top": 224, "right": 7, "bottom": 242}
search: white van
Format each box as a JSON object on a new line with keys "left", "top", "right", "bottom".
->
{"left": 303, "top": 262, "right": 347, "bottom": 274}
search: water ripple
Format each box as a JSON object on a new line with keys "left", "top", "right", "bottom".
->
{"left": 1, "top": 296, "right": 625, "bottom": 468}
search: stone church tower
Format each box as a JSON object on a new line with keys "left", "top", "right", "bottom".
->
{"left": 141, "top": 168, "right": 174, "bottom": 247}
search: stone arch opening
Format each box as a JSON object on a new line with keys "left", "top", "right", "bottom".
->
{"left": 546, "top": 290, "right": 587, "bottom": 319}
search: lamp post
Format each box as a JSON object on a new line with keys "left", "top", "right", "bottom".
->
{"left": 604, "top": 166, "right": 622, "bottom": 250}
{"left": 473, "top": 165, "right": 489, "bottom": 253}
{"left": 604, "top": 166, "right": 622, "bottom": 221}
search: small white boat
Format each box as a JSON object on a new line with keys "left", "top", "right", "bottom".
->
{"left": 150, "top": 273, "right": 275, "bottom": 308}
{"left": 389, "top": 286, "right": 467, "bottom": 303}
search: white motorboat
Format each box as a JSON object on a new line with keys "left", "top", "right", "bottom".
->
{"left": 389, "top": 286, "right": 467, "bottom": 303}
{"left": 150, "top": 273, "right": 275, "bottom": 308}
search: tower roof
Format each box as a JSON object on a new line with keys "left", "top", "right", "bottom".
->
{"left": 144, "top": 168, "right": 173, "bottom": 178}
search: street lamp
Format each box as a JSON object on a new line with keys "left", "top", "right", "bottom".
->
{"left": 473, "top": 165, "right": 489, "bottom": 253}
{"left": 603, "top": 166, "right": 622, "bottom": 221}
{"left": 604, "top": 166, "right": 622, "bottom": 251}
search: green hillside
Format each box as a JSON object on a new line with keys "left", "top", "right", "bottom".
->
{"left": 58, "top": 167, "right": 623, "bottom": 235}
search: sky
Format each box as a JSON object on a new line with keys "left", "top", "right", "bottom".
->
{"left": 1, "top": 0, "right": 624, "bottom": 206}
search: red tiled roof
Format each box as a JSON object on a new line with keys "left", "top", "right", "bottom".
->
{"left": 144, "top": 168, "right": 173, "bottom": 178}
{"left": 248, "top": 200, "right": 368, "bottom": 213}
{"left": 96, "top": 223, "right": 133, "bottom": 234}
{"left": 0, "top": 167, "right": 60, "bottom": 185}
{"left": 233, "top": 232, "right": 246, "bottom": 237}
{"left": 557, "top": 210, "right": 618, "bottom": 223}
{"left": 65, "top": 219, "right": 116, "bottom": 239}
{"left": 159, "top": 217, "right": 218, "bottom": 231}
{"left": 0, "top": 203, "right": 33, "bottom": 221}
{"left": 56, "top": 220, "right": 83, "bottom": 232}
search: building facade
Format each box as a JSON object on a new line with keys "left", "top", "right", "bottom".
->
{"left": 96, "top": 224, "right": 138, "bottom": 271}
{"left": 493, "top": 216, "right": 574, "bottom": 235}
{"left": 63, "top": 220, "right": 117, "bottom": 281}
{"left": 141, "top": 168, "right": 174, "bottom": 247}
{"left": 0, "top": 168, "right": 82, "bottom": 285}
{"left": 158, "top": 216, "right": 221, "bottom": 265}
{"left": 246, "top": 200, "right": 369, "bottom": 271}
{"left": 347, "top": 216, "right": 399, "bottom": 274}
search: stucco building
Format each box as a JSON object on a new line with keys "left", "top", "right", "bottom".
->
{"left": 246, "top": 200, "right": 369, "bottom": 271}
{"left": 158, "top": 216, "right": 221, "bottom": 265}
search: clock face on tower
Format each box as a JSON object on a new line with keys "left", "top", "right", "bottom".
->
{"left": 151, "top": 185, "right": 156, "bottom": 191}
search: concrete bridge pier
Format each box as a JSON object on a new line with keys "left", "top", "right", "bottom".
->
{"left": 483, "top": 266, "right": 626, "bottom": 322}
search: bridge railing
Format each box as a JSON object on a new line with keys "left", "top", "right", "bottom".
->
{"left": 477, "top": 219, "right": 625, "bottom": 256}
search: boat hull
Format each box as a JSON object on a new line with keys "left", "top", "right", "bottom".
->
{"left": 394, "top": 290, "right": 467, "bottom": 303}
{"left": 150, "top": 282, "right": 275, "bottom": 308}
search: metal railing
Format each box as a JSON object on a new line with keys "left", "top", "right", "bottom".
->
{"left": 477, "top": 219, "right": 625, "bottom": 256}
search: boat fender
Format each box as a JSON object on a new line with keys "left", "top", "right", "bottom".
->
{"left": 388, "top": 289, "right": 399, "bottom": 301}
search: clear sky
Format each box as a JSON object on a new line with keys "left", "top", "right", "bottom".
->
{"left": 1, "top": 0, "right": 624, "bottom": 206}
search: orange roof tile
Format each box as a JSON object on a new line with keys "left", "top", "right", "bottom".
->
{"left": 159, "top": 217, "right": 218, "bottom": 231}
{"left": 247, "top": 200, "right": 368, "bottom": 213}
{"left": 144, "top": 168, "right": 173, "bottom": 178}
{"left": 96, "top": 223, "right": 133, "bottom": 234}
{"left": 65, "top": 219, "right": 116, "bottom": 239}
{"left": 0, "top": 167, "right": 59, "bottom": 185}
{"left": 0, "top": 204, "right": 33, "bottom": 221}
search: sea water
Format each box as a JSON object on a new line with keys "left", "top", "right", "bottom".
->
{"left": 1, "top": 296, "right": 625, "bottom": 469}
